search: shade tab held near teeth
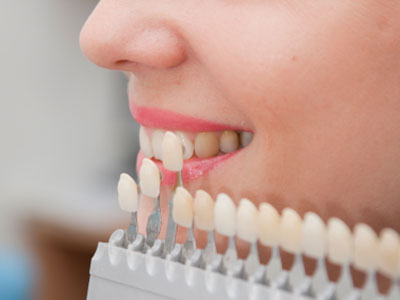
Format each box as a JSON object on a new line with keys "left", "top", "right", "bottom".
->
{"left": 175, "top": 131, "right": 194, "bottom": 160}
{"left": 117, "top": 173, "right": 138, "bottom": 213}
{"left": 378, "top": 228, "right": 400, "bottom": 278}
{"left": 194, "top": 190, "right": 214, "bottom": 231}
{"left": 302, "top": 212, "right": 327, "bottom": 259}
{"left": 172, "top": 187, "right": 194, "bottom": 228}
{"left": 214, "top": 193, "right": 236, "bottom": 237}
{"left": 280, "top": 208, "right": 303, "bottom": 253}
{"left": 237, "top": 198, "right": 258, "bottom": 243}
{"left": 139, "top": 126, "right": 153, "bottom": 158}
{"left": 327, "top": 218, "right": 353, "bottom": 265}
{"left": 151, "top": 130, "right": 165, "bottom": 160}
{"left": 353, "top": 223, "right": 378, "bottom": 272}
{"left": 258, "top": 202, "right": 280, "bottom": 247}
{"left": 162, "top": 131, "right": 183, "bottom": 171}
{"left": 139, "top": 158, "right": 161, "bottom": 198}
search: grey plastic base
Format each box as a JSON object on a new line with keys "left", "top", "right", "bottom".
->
{"left": 87, "top": 242, "right": 313, "bottom": 300}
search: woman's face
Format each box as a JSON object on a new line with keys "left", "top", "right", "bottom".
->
{"left": 80, "top": 0, "right": 400, "bottom": 243}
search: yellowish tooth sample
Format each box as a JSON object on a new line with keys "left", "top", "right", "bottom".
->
{"left": 302, "top": 212, "right": 327, "bottom": 259}
{"left": 258, "top": 202, "right": 280, "bottom": 247}
{"left": 240, "top": 131, "right": 253, "bottom": 147}
{"left": 175, "top": 131, "right": 194, "bottom": 160}
{"left": 162, "top": 131, "right": 183, "bottom": 171}
{"left": 139, "top": 158, "right": 161, "bottom": 198}
{"left": 117, "top": 173, "right": 138, "bottom": 213}
{"left": 214, "top": 193, "right": 236, "bottom": 237}
{"left": 194, "top": 132, "right": 219, "bottom": 158}
{"left": 220, "top": 130, "right": 239, "bottom": 153}
{"left": 139, "top": 126, "right": 153, "bottom": 158}
{"left": 327, "top": 218, "right": 353, "bottom": 265}
{"left": 353, "top": 223, "right": 379, "bottom": 272}
{"left": 194, "top": 190, "right": 214, "bottom": 231}
{"left": 237, "top": 199, "right": 258, "bottom": 243}
{"left": 151, "top": 130, "right": 165, "bottom": 160}
{"left": 280, "top": 208, "right": 303, "bottom": 253}
{"left": 378, "top": 228, "right": 400, "bottom": 278}
{"left": 172, "top": 187, "right": 194, "bottom": 228}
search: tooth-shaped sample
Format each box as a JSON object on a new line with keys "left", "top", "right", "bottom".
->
{"left": 220, "top": 130, "right": 239, "bottom": 153}
{"left": 327, "top": 218, "right": 353, "bottom": 265}
{"left": 139, "top": 158, "right": 160, "bottom": 198}
{"left": 194, "top": 132, "right": 219, "bottom": 158}
{"left": 258, "top": 202, "right": 280, "bottom": 247}
{"left": 172, "top": 187, "right": 194, "bottom": 228}
{"left": 280, "top": 208, "right": 303, "bottom": 253}
{"left": 237, "top": 198, "right": 258, "bottom": 243}
{"left": 139, "top": 126, "right": 153, "bottom": 158}
{"left": 240, "top": 132, "right": 253, "bottom": 147}
{"left": 214, "top": 193, "right": 236, "bottom": 237}
{"left": 117, "top": 173, "right": 138, "bottom": 212}
{"left": 194, "top": 190, "right": 214, "bottom": 231}
{"left": 162, "top": 131, "right": 183, "bottom": 171}
{"left": 302, "top": 212, "right": 327, "bottom": 259}
{"left": 353, "top": 223, "right": 378, "bottom": 272}
{"left": 151, "top": 130, "right": 165, "bottom": 160}
{"left": 175, "top": 131, "right": 194, "bottom": 160}
{"left": 378, "top": 228, "right": 400, "bottom": 278}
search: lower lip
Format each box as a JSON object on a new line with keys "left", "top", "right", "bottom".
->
{"left": 136, "top": 151, "right": 240, "bottom": 185}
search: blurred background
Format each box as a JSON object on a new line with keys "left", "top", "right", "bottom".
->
{"left": 1, "top": 1, "right": 138, "bottom": 299}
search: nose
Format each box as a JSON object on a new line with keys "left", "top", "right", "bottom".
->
{"left": 79, "top": 1, "right": 187, "bottom": 71}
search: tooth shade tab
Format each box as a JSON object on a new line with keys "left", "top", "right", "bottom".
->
{"left": 378, "top": 228, "right": 400, "bottom": 278}
{"left": 194, "top": 132, "right": 219, "bottom": 158}
{"left": 162, "top": 131, "right": 183, "bottom": 171}
{"left": 353, "top": 223, "right": 379, "bottom": 272}
{"left": 240, "top": 131, "right": 253, "bottom": 147}
{"left": 280, "top": 208, "right": 303, "bottom": 254}
{"left": 151, "top": 130, "right": 165, "bottom": 160}
{"left": 175, "top": 131, "right": 194, "bottom": 160}
{"left": 219, "top": 130, "right": 239, "bottom": 154}
{"left": 236, "top": 198, "right": 258, "bottom": 243}
{"left": 327, "top": 218, "right": 353, "bottom": 265}
{"left": 258, "top": 202, "right": 280, "bottom": 247}
{"left": 302, "top": 212, "right": 327, "bottom": 259}
{"left": 139, "top": 126, "right": 153, "bottom": 158}
{"left": 117, "top": 173, "right": 138, "bottom": 213}
{"left": 214, "top": 193, "right": 236, "bottom": 237}
{"left": 172, "top": 187, "right": 194, "bottom": 228}
{"left": 194, "top": 190, "right": 214, "bottom": 231}
{"left": 139, "top": 158, "right": 161, "bottom": 198}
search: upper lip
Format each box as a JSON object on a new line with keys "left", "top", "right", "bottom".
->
{"left": 130, "top": 103, "right": 249, "bottom": 132}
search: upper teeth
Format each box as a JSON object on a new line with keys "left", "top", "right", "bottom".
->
{"left": 139, "top": 126, "right": 253, "bottom": 160}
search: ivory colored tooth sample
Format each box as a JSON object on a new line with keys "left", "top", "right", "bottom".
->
{"left": 353, "top": 223, "right": 379, "bottom": 272}
{"left": 378, "top": 228, "right": 400, "bottom": 278}
{"left": 302, "top": 212, "right": 327, "bottom": 259}
{"left": 237, "top": 198, "right": 258, "bottom": 243}
{"left": 139, "top": 158, "right": 161, "bottom": 198}
{"left": 139, "top": 126, "right": 153, "bottom": 158}
{"left": 220, "top": 130, "right": 239, "bottom": 153}
{"left": 172, "top": 187, "right": 194, "bottom": 228}
{"left": 162, "top": 131, "right": 183, "bottom": 171}
{"left": 175, "top": 131, "right": 194, "bottom": 160}
{"left": 280, "top": 208, "right": 303, "bottom": 253}
{"left": 194, "top": 132, "right": 219, "bottom": 158}
{"left": 194, "top": 190, "right": 214, "bottom": 231}
{"left": 327, "top": 218, "right": 353, "bottom": 265}
{"left": 214, "top": 193, "right": 236, "bottom": 237}
{"left": 151, "top": 130, "right": 165, "bottom": 160}
{"left": 117, "top": 173, "right": 138, "bottom": 212}
{"left": 258, "top": 202, "right": 280, "bottom": 247}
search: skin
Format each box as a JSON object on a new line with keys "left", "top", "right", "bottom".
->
{"left": 80, "top": 0, "right": 400, "bottom": 288}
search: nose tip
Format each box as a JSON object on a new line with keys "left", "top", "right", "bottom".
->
{"left": 79, "top": 5, "right": 187, "bottom": 71}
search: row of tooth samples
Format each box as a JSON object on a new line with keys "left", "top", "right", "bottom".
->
{"left": 139, "top": 126, "right": 253, "bottom": 159}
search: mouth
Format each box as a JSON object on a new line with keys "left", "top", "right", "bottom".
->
{"left": 131, "top": 104, "right": 254, "bottom": 185}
